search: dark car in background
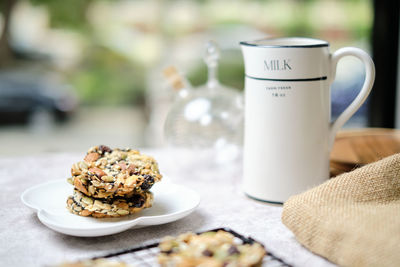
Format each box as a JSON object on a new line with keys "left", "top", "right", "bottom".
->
{"left": 0, "top": 70, "right": 78, "bottom": 124}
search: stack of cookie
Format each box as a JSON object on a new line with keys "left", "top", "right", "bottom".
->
{"left": 66, "top": 145, "right": 162, "bottom": 218}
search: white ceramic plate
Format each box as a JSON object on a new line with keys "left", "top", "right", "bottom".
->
{"left": 21, "top": 179, "right": 200, "bottom": 237}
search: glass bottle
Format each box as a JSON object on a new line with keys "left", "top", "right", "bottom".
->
{"left": 163, "top": 41, "right": 243, "bottom": 165}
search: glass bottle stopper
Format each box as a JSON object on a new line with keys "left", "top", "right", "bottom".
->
{"left": 204, "top": 41, "right": 220, "bottom": 89}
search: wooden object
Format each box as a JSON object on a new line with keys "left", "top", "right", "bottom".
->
{"left": 330, "top": 128, "right": 400, "bottom": 176}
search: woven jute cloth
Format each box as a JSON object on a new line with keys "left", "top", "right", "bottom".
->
{"left": 282, "top": 153, "right": 400, "bottom": 267}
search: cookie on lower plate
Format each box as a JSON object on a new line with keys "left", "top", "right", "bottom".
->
{"left": 158, "top": 230, "right": 266, "bottom": 267}
{"left": 69, "top": 145, "right": 162, "bottom": 198}
{"left": 66, "top": 189, "right": 153, "bottom": 218}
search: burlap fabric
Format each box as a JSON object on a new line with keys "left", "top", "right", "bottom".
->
{"left": 282, "top": 153, "right": 400, "bottom": 267}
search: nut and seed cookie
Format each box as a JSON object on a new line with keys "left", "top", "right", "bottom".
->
{"left": 67, "top": 189, "right": 153, "bottom": 218}
{"left": 158, "top": 231, "right": 266, "bottom": 267}
{"left": 69, "top": 145, "right": 162, "bottom": 198}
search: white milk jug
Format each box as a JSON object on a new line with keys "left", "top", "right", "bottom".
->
{"left": 240, "top": 37, "right": 375, "bottom": 203}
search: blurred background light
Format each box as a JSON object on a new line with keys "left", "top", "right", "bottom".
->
{"left": 0, "top": 0, "right": 373, "bottom": 156}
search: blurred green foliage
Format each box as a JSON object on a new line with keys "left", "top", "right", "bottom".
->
{"left": 29, "top": 0, "right": 148, "bottom": 106}
{"left": 0, "top": 0, "right": 372, "bottom": 106}
{"left": 187, "top": 49, "right": 245, "bottom": 91}
{"left": 68, "top": 46, "right": 146, "bottom": 105}
{"left": 30, "top": 0, "right": 91, "bottom": 30}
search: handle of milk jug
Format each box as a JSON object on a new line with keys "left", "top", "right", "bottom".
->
{"left": 329, "top": 47, "right": 375, "bottom": 148}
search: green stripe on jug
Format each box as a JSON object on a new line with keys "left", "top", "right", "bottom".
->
{"left": 245, "top": 75, "right": 327, "bottom": 82}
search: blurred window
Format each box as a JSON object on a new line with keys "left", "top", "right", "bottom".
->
{"left": 0, "top": 0, "right": 374, "bottom": 154}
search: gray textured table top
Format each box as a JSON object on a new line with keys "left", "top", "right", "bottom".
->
{"left": 0, "top": 149, "right": 335, "bottom": 267}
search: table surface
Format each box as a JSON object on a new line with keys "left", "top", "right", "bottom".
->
{"left": 0, "top": 149, "right": 335, "bottom": 267}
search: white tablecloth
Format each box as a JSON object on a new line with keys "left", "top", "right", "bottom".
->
{"left": 0, "top": 149, "right": 335, "bottom": 267}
